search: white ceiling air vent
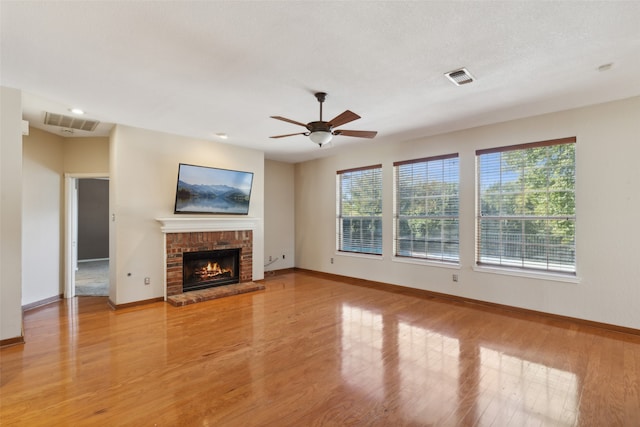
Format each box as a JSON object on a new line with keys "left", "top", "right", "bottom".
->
{"left": 445, "top": 68, "right": 475, "bottom": 86}
{"left": 43, "top": 112, "right": 100, "bottom": 131}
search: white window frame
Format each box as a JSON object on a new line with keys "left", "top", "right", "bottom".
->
{"left": 336, "top": 164, "right": 383, "bottom": 256}
{"left": 476, "top": 137, "right": 576, "bottom": 275}
{"left": 393, "top": 154, "right": 460, "bottom": 264}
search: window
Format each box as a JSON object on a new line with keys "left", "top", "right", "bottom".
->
{"left": 337, "top": 165, "right": 382, "bottom": 255}
{"left": 476, "top": 137, "right": 576, "bottom": 273}
{"left": 394, "top": 154, "right": 459, "bottom": 262}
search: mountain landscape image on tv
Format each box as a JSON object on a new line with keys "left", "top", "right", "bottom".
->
{"left": 174, "top": 163, "right": 254, "bottom": 214}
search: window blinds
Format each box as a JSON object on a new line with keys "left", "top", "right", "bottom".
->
{"left": 394, "top": 154, "right": 459, "bottom": 262}
{"left": 476, "top": 137, "right": 576, "bottom": 273}
{"left": 337, "top": 165, "right": 383, "bottom": 255}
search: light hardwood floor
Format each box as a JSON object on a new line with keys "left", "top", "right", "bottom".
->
{"left": 2, "top": 271, "right": 640, "bottom": 426}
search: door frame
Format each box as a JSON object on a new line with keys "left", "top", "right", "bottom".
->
{"left": 64, "top": 172, "right": 109, "bottom": 298}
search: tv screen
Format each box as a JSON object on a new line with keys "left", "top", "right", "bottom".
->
{"left": 174, "top": 163, "right": 254, "bottom": 215}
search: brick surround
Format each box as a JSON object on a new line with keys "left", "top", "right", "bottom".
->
{"left": 165, "top": 230, "right": 253, "bottom": 296}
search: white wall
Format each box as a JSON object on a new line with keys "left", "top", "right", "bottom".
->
{"left": 264, "top": 160, "right": 295, "bottom": 271}
{"left": 20, "top": 132, "right": 109, "bottom": 306}
{"left": 295, "top": 96, "right": 640, "bottom": 330}
{"left": 109, "top": 125, "right": 265, "bottom": 305}
{"left": 22, "top": 128, "right": 64, "bottom": 305}
{"left": 63, "top": 137, "right": 109, "bottom": 173}
{"left": 1, "top": 86, "right": 23, "bottom": 341}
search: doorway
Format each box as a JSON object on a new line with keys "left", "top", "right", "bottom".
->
{"left": 64, "top": 174, "right": 110, "bottom": 298}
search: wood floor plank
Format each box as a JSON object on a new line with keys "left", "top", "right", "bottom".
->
{"left": 2, "top": 271, "right": 640, "bottom": 426}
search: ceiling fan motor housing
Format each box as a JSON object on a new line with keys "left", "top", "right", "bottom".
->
{"left": 307, "top": 121, "right": 331, "bottom": 133}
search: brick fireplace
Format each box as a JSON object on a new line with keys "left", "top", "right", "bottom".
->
{"left": 157, "top": 218, "right": 260, "bottom": 304}
{"left": 165, "top": 230, "right": 252, "bottom": 296}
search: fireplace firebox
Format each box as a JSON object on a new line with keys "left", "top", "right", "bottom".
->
{"left": 182, "top": 248, "right": 240, "bottom": 292}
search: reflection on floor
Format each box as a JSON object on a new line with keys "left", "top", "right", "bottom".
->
{"left": 75, "top": 259, "right": 109, "bottom": 296}
{"left": 4, "top": 271, "right": 640, "bottom": 425}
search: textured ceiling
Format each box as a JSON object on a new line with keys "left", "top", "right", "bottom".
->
{"left": 2, "top": 1, "right": 640, "bottom": 163}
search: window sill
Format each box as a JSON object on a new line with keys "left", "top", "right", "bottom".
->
{"left": 336, "top": 251, "right": 383, "bottom": 261}
{"left": 393, "top": 256, "right": 460, "bottom": 270}
{"left": 473, "top": 265, "right": 580, "bottom": 283}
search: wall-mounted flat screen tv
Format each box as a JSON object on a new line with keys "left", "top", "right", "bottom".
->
{"left": 174, "top": 163, "right": 254, "bottom": 215}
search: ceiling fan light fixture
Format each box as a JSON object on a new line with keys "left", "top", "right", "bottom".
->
{"left": 309, "top": 131, "right": 332, "bottom": 147}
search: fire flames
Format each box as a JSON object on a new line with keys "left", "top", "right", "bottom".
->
{"left": 195, "top": 261, "right": 232, "bottom": 281}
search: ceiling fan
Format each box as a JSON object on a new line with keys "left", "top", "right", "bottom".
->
{"left": 270, "top": 92, "right": 377, "bottom": 147}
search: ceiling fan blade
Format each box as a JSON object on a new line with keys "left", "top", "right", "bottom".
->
{"left": 270, "top": 132, "right": 308, "bottom": 139}
{"left": 328, "top": 110, "right": 360, "bottom": 127}
{"left": 270, "top": 116, "right": 308, "bottom": 128}
{"left": 333, "top": 130, "right": 377, "bottom": 139}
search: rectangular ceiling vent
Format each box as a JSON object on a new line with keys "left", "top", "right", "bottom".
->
{"left": 43, "top": 112, "right": 100, "bottom": 132}
{"left": 445, "top": 68, "right": 475, "bottom": 86}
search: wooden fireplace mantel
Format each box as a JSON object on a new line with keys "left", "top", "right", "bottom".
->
{"left": 156, "top": 217, "right": 258, "bottom": 234}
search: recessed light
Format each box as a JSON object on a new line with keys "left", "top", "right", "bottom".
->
{"left": 597, "top": 63, "right": 613, "bottom": 72}
{"left": 216, "top": 133, "right": 228, "bottom": 139}
{"left": 69, "top": 108, "right": 85, "bottom": 115}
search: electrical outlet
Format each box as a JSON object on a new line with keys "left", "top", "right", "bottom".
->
{"left": 331, "top": 258, "right": 334, "bottom": 264}
{"left": 144, "top": 277, "right": 151, "bottom": 285}
{"left": 282, "top": 254, "right": 285, "bottom": 259}
{"left": 269, "top": 255, "right": 272, "bottom": 262}
{"left": 452, "top": 274, "right": 458, "bottom": 283}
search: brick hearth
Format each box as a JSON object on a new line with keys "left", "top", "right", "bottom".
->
{"left": 166, "top": 281, "right": 265, "bottom": 306}
{"left": 165, "top": 230, "right": 253, "bottom": 297}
